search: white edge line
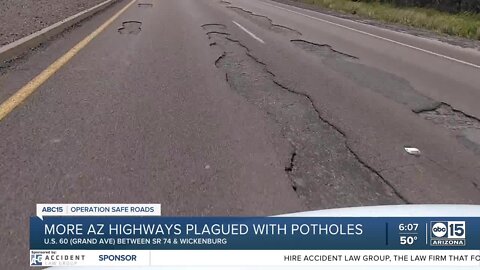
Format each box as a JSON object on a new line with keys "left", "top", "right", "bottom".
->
{"left": 232, "top": 20, "right": 266, "bottom": 44}
{"left": 262, "top": 1, "right": 480, "bottom": 69}
{"left": 0, "top": 0, "right": 116, "bottom": 61}
{"left": 0, "top": 0, "right": 114, "bottom": 51}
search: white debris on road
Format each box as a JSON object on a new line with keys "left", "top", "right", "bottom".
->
{"left": 404, "top": 147, "right": 421, "bottom": 156}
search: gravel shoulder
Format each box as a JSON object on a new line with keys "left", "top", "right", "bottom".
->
{"left": 0, "top": 0, "right": 107, "bottom": 46}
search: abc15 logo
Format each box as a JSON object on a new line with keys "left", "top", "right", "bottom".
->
{"left": 430, "top": 221, "right": 466, "bottom": 239}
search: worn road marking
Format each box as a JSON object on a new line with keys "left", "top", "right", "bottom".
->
{"left": 0, "top": 0, "right": 137, "bottom": 122}
{"left": 262, "top": 1, "right": 480, "bottom": 69}
{"left": 233, "top": 21, "right": 265, "bottom": 44}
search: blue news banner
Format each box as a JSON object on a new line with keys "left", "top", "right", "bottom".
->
{"left": 30, "top": 217, "right": 479, "bottom": 250}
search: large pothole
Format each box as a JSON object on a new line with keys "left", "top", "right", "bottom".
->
{"left": 417, "top": 103, "right": 480, "bottom": 155}
{"left": 203, "top": 24, "right": 405, "bottom": 209}
{"left": 118, "top": 21, "right": 142, "bottom": 35}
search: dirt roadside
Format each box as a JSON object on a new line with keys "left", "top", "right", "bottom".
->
{"left": 0, "top": 0, "right": 107, "bottom": 46}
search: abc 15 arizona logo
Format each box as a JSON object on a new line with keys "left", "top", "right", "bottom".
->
{"left": 430, "top": 221, "right": 466, "bottom": 246}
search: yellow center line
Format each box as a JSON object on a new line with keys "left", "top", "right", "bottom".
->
{"left": 0, "top": 0, "right": 137, "bottom": 121}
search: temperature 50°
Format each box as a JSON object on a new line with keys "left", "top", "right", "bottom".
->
{"left": 400, "top": 235, "right": 418, "bottom": 245}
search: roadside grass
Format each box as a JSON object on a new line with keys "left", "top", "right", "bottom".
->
{"left": 297, "top": 0, "right": 480, "bottom": 40}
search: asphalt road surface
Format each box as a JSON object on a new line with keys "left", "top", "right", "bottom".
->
{"left": 1, "top": 0, "right": 480, "bottom": 268}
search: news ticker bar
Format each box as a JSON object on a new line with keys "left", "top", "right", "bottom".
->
{"left": 31, "top": 217, "right": 477, "bottom": 250}
{"left": 30, "top": 250, "right": 480, "bottom": 267}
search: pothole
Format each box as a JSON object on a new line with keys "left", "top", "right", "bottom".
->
{"left": 138, "top": 3, "right": 153, "bottom": 8}
{"left": 417, "top": 103, "right": 480, "bottom": 155}
{"left": 417, "top": 103, "right": 480, "bottom": 131}
{"left": 118, "top": 21, "right": 142, "bottom": 35}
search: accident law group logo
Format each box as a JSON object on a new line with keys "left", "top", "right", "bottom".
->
{"left": 30, "top": 250, "right": 87, "bottom": 267}
{"left": 30, "top": 254, "right": 43, "bottom": 266}
{"left": 430, "top": 221, "right": 466, "bottom": 246}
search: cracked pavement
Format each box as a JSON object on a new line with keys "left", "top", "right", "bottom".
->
{"left": 1, "top": 0, "right": 480, "bottom": 268}
{"left": 203, "top": 24, "right": 405, "bottom": 207}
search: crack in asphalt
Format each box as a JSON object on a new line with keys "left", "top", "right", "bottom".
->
{"left": 285, "top": 151, "right": 296, "bottom": 172}
{"left": 223, "top": 5, "right": 302, "bottom": 36}
{"left": 272, "top": 79, "right": 410, "bottom": 204}
{"left": 214, "top": 51, "right": 227, "bottom": 66}
{"left": 291, "top": 39, "right": 358, "bottom": 61}
{"left": 202, "top": 23, "right": 227, "bottom": 30}
{"left": 206, "top": 31, "right": 230, "bottom": 36}
{"left": 202, "top": 24, "right": 406, "bottom": 208}
{"left": 285, "top": 151, "right": 298, "bottom": 191}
